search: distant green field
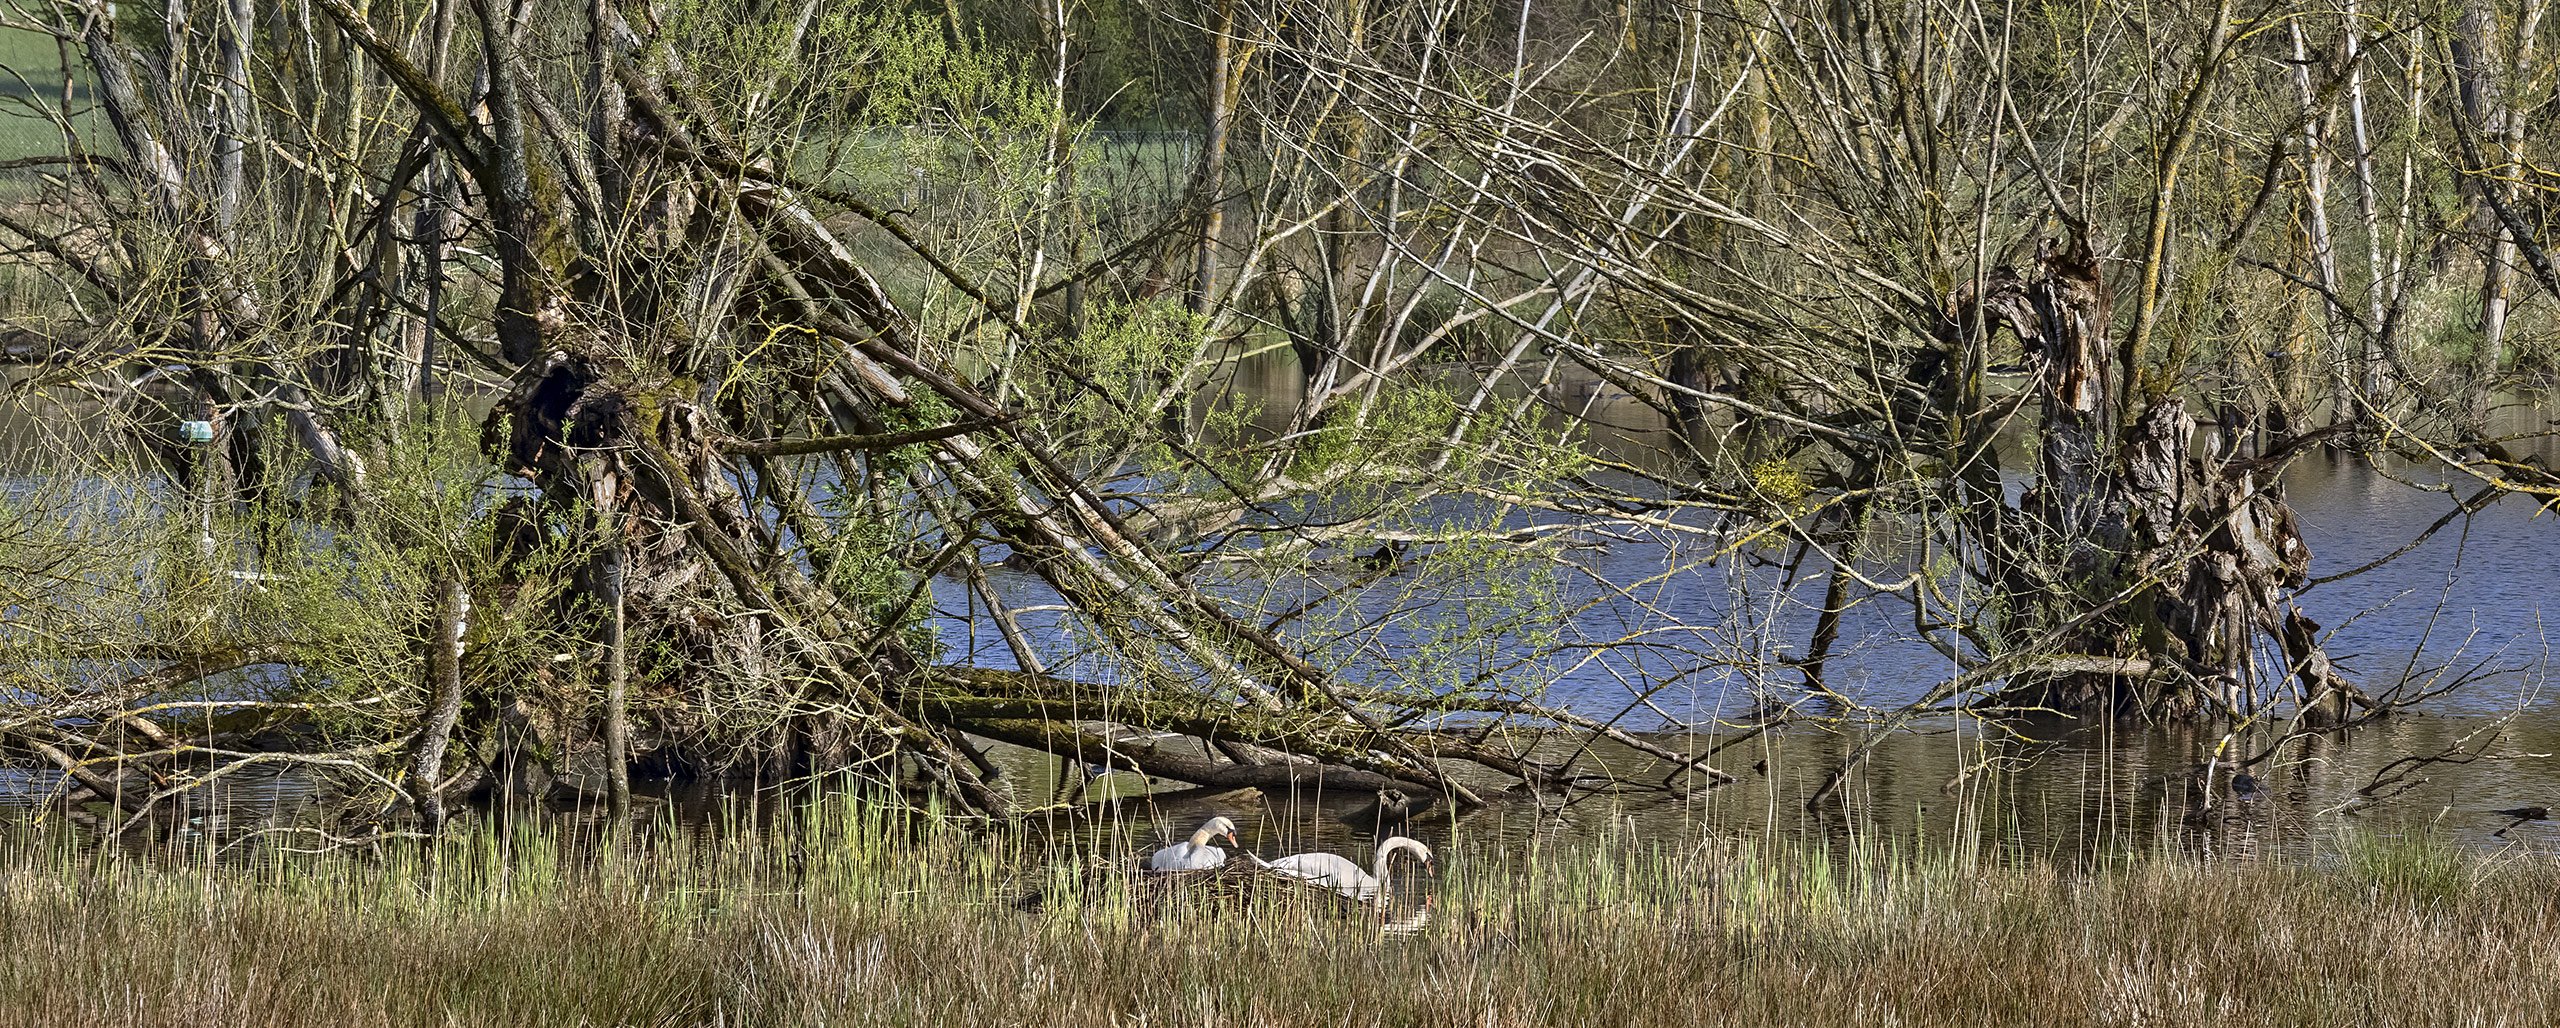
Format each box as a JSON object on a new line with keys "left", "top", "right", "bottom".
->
{"left": 0, "top": 25, "right": 94, "bottom": 163}
{"left": 0, "top": 15, "right": 62, "bottom": 66}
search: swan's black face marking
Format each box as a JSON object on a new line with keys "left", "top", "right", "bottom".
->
{"left": 1193, "top": 815, "right": 1242, "bottom": 848}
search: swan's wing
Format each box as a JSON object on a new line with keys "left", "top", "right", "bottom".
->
{"left": 1263, "top": 852, "right": 1341, "bottom": 879}
{"left": 1265, "top": 852, "right": 1381, "bottom": 898}
{"left": 1146, "top": 843, "right": 1224, "bottom": 871}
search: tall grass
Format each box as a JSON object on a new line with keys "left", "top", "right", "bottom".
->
{"left": 0, "top": 805, "right": 2553, "bottom": 1027}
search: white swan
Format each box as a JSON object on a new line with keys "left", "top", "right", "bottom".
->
{"left": 1263, "top": 836, "right": 1432, "bottom": 902}
{"left": 1144, "top": 816, "right": 1240, "bottom": 871}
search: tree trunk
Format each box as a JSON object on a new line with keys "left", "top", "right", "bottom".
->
{"left": 2455, "top": 0, "right": 2545, "bottom": 424}
{"left": 2340, "top": 0, "right": 2390, "bottom": 406}
{"left": 1166, "top": 0, "right": 1238, "bottom": 436}
{"left": 1969, "top": 238, "right": 2368, "bottom": 720}
{"left": 1189, "top": 0, "right": 1237, "bottom": 320}
{"left": 2287, "top": 22, "right": 2356, "bottom": 429}
{"left": 601, "top": 537, "right": 631, "bottom": 828}
{"left": 410, "top": 577, "right": 470, "bottom": 835}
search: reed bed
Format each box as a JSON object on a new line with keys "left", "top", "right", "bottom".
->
{"left": 0, "top": 802, "right": 2552, "bottom": 1027}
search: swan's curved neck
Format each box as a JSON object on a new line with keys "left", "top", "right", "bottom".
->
{"left": 1370, "top": 845, "right": 1398, "bottom": 885}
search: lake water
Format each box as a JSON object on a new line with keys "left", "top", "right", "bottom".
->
{"left": 929, "top": 363, "right": 2560, "bottom": 860}
{"left": 6, "top": 366, "right": 2559, "bottom": 863}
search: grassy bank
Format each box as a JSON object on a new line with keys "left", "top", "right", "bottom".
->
{"left": 0, "top": 806, "right": 2551, "bottom": 1027}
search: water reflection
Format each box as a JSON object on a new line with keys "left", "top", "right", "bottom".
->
{"left": 7, "top": 364, "right": 2560, "bottom": 863}
{"left": 1054, "top": 713, "right": 2558, "bottom": 866}
{"left": 4, "top": 708, "right": 2556, "bottom": 864}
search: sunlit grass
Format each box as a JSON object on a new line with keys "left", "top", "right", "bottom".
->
{"left": 0, "top": 805, "right": 2554, "bottom": 1026}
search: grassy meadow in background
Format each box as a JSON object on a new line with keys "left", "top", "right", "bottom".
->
{"left": 0, "top": 800, "right": 2553, "bottom": 1027}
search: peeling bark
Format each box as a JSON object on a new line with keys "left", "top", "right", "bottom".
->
{"left": 1963, "top": 238, "right": 2368, "bottom": 720}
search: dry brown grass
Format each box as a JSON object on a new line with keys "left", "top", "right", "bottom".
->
{"left": 0, "top": 812, "right": 2550, "bottom": 1027}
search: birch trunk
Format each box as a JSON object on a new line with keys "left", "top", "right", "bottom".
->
{"left": 2341, "top": 0, "right": 2389, "bottom": 405}
{"left": 2288, "top": 21, "right": 2355, "bottom": 428}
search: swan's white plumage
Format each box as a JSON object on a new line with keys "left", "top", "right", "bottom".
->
{"left": 1264, "top": 852, "right": 1380, "bottom": 899}
{"left": 1145, "top": 816, "right": 1240, "bottom": 871}
{"left": 1145, "top": 840, "right": 1227, "bottom": 870}
{"left": 1265, "top": 837, "right": 1431, "bottom": 901}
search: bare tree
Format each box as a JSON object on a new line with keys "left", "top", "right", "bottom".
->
{"left": 0, "top": 0, "right": 2547, "bottom": 836}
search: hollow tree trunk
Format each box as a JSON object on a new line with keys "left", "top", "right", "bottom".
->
{"left": 1966, "top": 238, "right": 2371, "bottom": 720}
